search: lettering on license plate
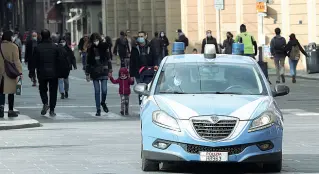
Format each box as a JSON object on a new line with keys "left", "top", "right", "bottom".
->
{"left": 200, "top": 152, "right": 228, "bottom": 162}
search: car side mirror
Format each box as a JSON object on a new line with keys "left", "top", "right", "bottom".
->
{"left": 273, "top": 84, "right": 290, "bottom": 97}
{"left": 133, "top": 83, "right": 150, "bottom": 96}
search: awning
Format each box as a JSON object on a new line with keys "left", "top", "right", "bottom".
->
{"left": 67, "top": 14, "right": 83, "bottom": 23}
{"left": 47, "top": 5, "right": 62, "bottom": 23}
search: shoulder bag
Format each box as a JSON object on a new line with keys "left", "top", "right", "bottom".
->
{"left": 0, "top": 44, "right": 21, "bottom": 79}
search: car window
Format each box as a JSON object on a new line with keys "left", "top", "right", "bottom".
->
{"left": 155, "top": 63, "right": 267, "bottom": 95}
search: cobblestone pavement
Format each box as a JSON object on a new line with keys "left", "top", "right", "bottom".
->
{"left": 0, "top": 65, "right": 319, "bottom": 173}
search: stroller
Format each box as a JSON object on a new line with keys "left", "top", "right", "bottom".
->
{"left": 138, "top": 66, "right": 156, "bottom": 104}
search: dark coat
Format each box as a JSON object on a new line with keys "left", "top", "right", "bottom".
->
{"left": 86, "top": 42, "right": 112, "bottom": 79}
{"left": 62, "top": 44, "right": 77, "bottom": 70}
{"left": 113, "top": 36, "right": 130, "bottom": 57}
{"left": 285, "top": 39, "right": 308, "bottom": 58}
{"left": 30, "top": 40, "right": 61, "bottom": 80}
{"left": 129, "top": 44, "right": 154, "bottom": 78}
{"left": 25, "top": 39, "right": 39, "bottom": 69}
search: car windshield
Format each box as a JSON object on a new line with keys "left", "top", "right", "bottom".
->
{"left": 155, "top": 62, "right": 267, "bottom": 95}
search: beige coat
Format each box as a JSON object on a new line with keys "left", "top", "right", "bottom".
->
{"left": 0, "top": 41, "right": 23, "bottom": 94}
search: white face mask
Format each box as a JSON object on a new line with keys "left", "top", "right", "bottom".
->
{"left": 12, "top": 37, "right": 16, "bottom": 42}
{"left": 94, "top": 41, "right": 99, "bottom": 46}
{"left": 207, "top": 33, "right": 212, "bottom": 37}
{"left": 61, "top": 42, "right": 66, "bottom": 46}
{"left": 161, "top": 33, "right": 164, "bottom": 37}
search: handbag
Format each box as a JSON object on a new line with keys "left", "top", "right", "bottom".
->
{"left": 0, "top": 44, "right": 21, "bottom": 79}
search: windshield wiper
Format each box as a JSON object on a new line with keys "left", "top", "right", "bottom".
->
{"left": 211, "top": 91, "right": 244, "bottom": 95}
{"left": 159, "top": 91, "right": 187, "bottom": 94}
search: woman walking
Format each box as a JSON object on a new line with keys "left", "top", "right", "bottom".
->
{"left": 0, "top": 30, "right": 23, "bottom": 117}
{"left": 85, "top": 33, "right": 112, "bottom": 116}
{"left": 220, "top": 32, "right": 234, "bottom": 54}
{"left": 159, "top": 31, "right": 169, "bottom": 58}
{"left": 285, "top": 33, "right": 308, "bottom": 83}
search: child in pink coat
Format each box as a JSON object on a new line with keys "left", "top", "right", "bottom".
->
{"left": 109, "top": 67, "right": 134, "bottom": 115}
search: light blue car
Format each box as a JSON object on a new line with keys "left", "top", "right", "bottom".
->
{"left": 134, "top": 53, "right": 290, "bottom": 172}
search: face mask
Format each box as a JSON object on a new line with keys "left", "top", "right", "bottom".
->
{"left": 137, "top": 37, "right": 145, "bottom": 43}
{"left": 32, "top": 37, "right": 37, "bottom": 40}
{"left": 207, "top": 33, "right": 212, "bottom": 37}
{"left": 60, "top": 42, "right": 66, "bottom": 46}
{"left": 160, "top": 33, "right": 164, "bottom": 37}
{"left": 12, "top": 37, "right": 16, "bottom": 42}
{"left": 94, "top": 41, "right": 99, "bottom": 46}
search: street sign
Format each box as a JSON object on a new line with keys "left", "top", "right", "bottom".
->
{"left": 215, "top": 0, "right": 224, "bottom": 10}
{"left": 256, "top": 2, "right": 267, "bottom": 13}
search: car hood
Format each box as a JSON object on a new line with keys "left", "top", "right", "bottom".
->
{"left": 153, "top": 94, "right": 271, "bottom": 120}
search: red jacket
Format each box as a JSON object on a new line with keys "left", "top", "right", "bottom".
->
{"left": 110, "top": 68, "right": 134, "bottom": 95}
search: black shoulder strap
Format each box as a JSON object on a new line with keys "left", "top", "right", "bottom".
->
{"left": 0, "top": 44, "right": 6, "bottom": 61}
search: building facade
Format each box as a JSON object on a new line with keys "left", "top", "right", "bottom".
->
{"left": 102, "top": 0, "right": 318, "bottom": 71}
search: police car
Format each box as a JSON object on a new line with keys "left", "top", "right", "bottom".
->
{"left": 134, "top": 44, "right": 289, "bottom": 172}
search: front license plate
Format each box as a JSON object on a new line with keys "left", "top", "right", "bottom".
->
{"left": 199, "top": 152, "right": 228, "bottom": 162}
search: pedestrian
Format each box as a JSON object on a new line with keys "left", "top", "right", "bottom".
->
{"left": 192, "top": 48, "right": 198, "bottom": 54}
{"left": 58, "top": 37, "right": 77, "bottom": 99}
{"left": 220, "top": 32, "right": 234, "bottom": 54}
{"left": 29, "top": 29, "right": 64, "bottom": 117}
{"left": 78, "top": 35, "right": 89, "bottom": 70}
{"left": 25, "top": 31, "right": 39, "bottom": 86}
{"left": 284, "top": 33, "right": 309, "bottom": 83}
{"left": 159, "top": 31, "right": 169, "bottom": 57}
{"left": 270, "top": 28, "right": 287, "bottom": 84}
{"left": 0, "top": 30, "right": 23, "bottom": 117}
{"left": 126, "top": 30, "right": 133, "bottom": 52}
{"left": 113, "top": 31, "right": 130, "bottom": 67}
{"left": 234, "top": 24, "right": 258, "bottom": 58}
{"left": 12, "top": 31, "right": 22, "bottom": 62}
{"left": 175, "top": 29, "right": 189, "bottom": 50}
{"left": 108, "top": 67, "right": 134, "bottom": 115}
{"left": 129, "top": 31, "right": 156, "bottom": 104}
{"left": 201, "top": 30, "right": 219, "bottom": 54}
{"left": 150, "top": 32, "right": 163, "bottom": 65}
{"left": 85, "top": 33, "right": 112, "bottom": 116}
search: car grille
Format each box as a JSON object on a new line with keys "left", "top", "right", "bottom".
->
{"left": 185, "top": 144, "right": 249, "bottom": 155}
{"left": 192, "top": 119, "right": 237, "bottom": 141}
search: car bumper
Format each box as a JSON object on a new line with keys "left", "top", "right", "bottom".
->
{"left": 142, "top": 125, "right": 283, "bottom": 163}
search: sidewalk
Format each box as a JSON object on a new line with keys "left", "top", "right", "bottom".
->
{"left": 268, "top": 68, "right": 319, "bottom": 80}
{"left": 0, "top": 105, "right": 41, "bottom": 130}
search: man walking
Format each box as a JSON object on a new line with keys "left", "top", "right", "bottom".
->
{"left": 113, "top": 31, "right": 130, "bottom": 67}
{"left": 29, "top": 29, "right": 62, "bottom": 116}
{"left": 270, "top": 28, "right": 287, "bottom": 83}
{"left": 234, "top": 24, "right": 258, "bottom": 58}
{"left": 25, "top": 31, "right": 39, "bottom": 86}
{"left": 150, "top": 32, "right": 163, "bottom": 65}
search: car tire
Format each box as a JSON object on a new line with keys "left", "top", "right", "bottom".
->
{"left": 262, "top": 159, "right": 282, "bottom": 173}
{"left": 141, "top": 155, "right": 160, "bottom": 171}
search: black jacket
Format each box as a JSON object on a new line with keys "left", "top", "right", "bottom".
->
{"left": 176, "top": 34, "right": 189, "bottom": 49}
{"left": 62, "top": 44, "right": 77, "bottom": 70}
{"left": 221, "top": 38, "right": 234, "bottom": 54}
{"left": 129, "top": 44, "right": 154, "bottom": 77}
{"left": 29, "top": 40, "right": 62, "bottom": 80}
{"left": 201, "top": 37, "right": 219, "bottom": 54}
{"left": 285, "top": 39, "right": 308, "bottom": 58}
{"left": 25, "top": 39, "right": 39, "bottom": 69}
{"left": 150, "top": 37, "right": 162, "bottom": 56}
{"left": 113, "top": 36, "right": 130, "bottom": 57}
{"left": 86, "top": 42, "right": 112, "bottom": 79}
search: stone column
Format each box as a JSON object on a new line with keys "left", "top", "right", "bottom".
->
{"left": 102, "top": 0, "right": 107, "bottom": 35}
{"left": 235, "top": 0, "right": 243, "bottom": 34}
{"left": 138, "top": 0, "right": 142, "bottom": 31}
{"left": 180, "top": 0, "right": 188, "bottom": 35}
{"left": 197, "top": 0, "right": 205, "bottom": 42}
{"left": 281, "top": 0, "right": 290, "bottom": 39}
{"left": 307, "top": 0, "right": 316, "bottom": 43}
{"left": 151, "top": 0, "right": 156, "bottom": 35}
{"left": 113, "top": 0, "right": 118, "bottom": 37}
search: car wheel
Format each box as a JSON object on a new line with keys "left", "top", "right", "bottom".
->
{"left": 141, "top": 155, "right": 160, "bottom": 171}
{"left": 262, "top": 159, "right": 282, "bottom": 173}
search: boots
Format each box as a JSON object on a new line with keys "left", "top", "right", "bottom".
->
{"left": 61, "top": 93, "right": 65, "bottom": 99}
{"left": 292, "top": 76, "right": 296, "bottom": 83}
{"left": 8, "top": 110, "right": 18, "bottom": 117}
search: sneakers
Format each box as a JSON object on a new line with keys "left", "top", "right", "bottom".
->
{"left": 96, "top": 109, "right": 101, "bottom": 116}
{"left": 292, "top": 75, "right": 296, "bottom": 83}
{"left": 49, "top": 110, "right": 56, "bottom": 117}
{"left": 101, "top": 103, "right": 109, "bottom": 113}
{"left": 65, "top": 92, "right": 69, "bottom": 99}
{"left": 61, "top": 93, "right": 65, "bottom": 99}
{"left": 41, "top": 104, "right": 50, "bottom": 115}
{"left": 8, "top": 110, "right": 18, "bottom": 117}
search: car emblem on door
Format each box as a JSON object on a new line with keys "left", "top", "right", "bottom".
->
{"left": 211, "top": 116, "right": 219, "bottom": 124}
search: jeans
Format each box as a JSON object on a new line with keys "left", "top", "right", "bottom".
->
{"left": 274, "top": 57, "right": 285, "bottom": 81}
{"left": 289, "top": 59, "right": 299, "bottom": 76}
{"left": 39, "top": 78, "right": 58, "bottom": 110}
{"left": 81, "top": 52, "right": 87, "bottom": 70}
{"left": 58, "top": 78, "right": 69, "bottom": 93}
{"left": 93, "top": 78, "right": 108, "bottom": 110}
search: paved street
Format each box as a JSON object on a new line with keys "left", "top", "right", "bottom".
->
{"left": 0, "top": 64, "right": 319, "bottom": 173}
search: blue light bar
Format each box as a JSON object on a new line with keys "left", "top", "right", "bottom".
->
{"left": 172, "top": 42, "right": 185, "bottom": 55}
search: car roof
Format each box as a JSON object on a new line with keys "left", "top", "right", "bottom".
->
{"left": 164, "top": 54, "right": 257, "bottom": 65}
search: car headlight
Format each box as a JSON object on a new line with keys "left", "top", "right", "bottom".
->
{"left": 248, "top": 112, "right": 276, "bottom": 132}
{"left": 152, "top": 111, "right": 180, "bottom": 131}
